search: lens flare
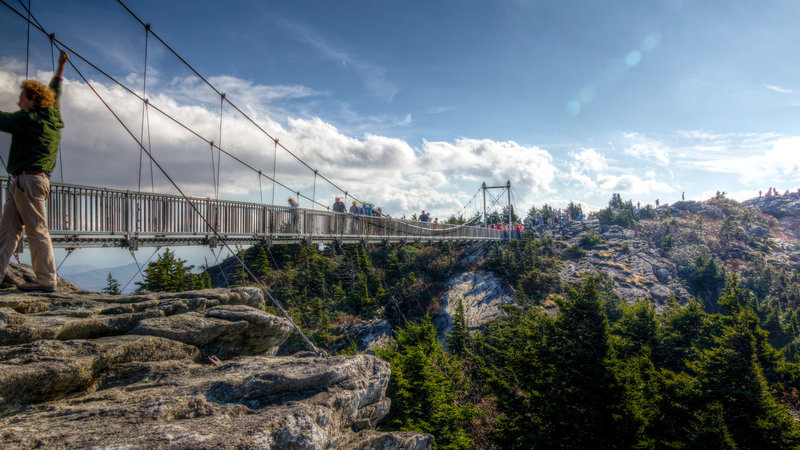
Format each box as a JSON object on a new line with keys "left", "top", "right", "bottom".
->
{"left": 565, "top": 101, "right": 581, "bottom": 116}
{"left": 626, "top": 51, "right": 642, "bottom": 67}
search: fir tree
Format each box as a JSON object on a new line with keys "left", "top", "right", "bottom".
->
{"left": 136, "top": 248, "right": 195, "bottom": 293}
{"left": 193, "top": 270, "right": 212, "bottom": 290}
{"left": 252, "top": 245, "right": 271, "bottom": 278}
{"left": 376, "top": 318, "right": 476, "bottom": 449}
{"left": 691, "top": 308, "right": 800, "bottom": 447}
{"left": 445, "top": 298, "right": 472, "bottom": 356}
{"left": 102, "top": 272, "right": 121, "bottom": 295}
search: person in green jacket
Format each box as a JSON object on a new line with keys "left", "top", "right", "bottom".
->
{"left": 0, "top": 50, "right": 68, "bottom": 292}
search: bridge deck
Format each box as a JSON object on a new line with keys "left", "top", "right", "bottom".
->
{"left": 0, "top": 177, "right": 502, "bottom": 249}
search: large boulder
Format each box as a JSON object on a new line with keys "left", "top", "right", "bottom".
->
{"left": 0, "top": 272, "right": 429, "bottom": 449}
{"left": 0, "top": 262, "right": 81, "bottom": 293}
{"left": 0, "top": 353, "right": 426, "bottom": 449}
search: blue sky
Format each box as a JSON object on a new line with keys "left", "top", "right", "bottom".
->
{"left": 1, "top": 0, "right": 800, "bottom": 270}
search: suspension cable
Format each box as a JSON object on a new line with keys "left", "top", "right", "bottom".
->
{"left": 54, "top": 43, "right": 323, "bottom": 352}
{"left": 0, "top": 0, "right": 351, "bottom": 210}
{"left": 22, "top": 0, "right": 29, "bottom": 78}
{"left": 122, "top": 246, "right": 160, "bottom": 293}
{"left": 216, "top": 93, "right": 224, "bottom": 199}
{"left": 208, "top": 141, "right": 217, "bottom": 198}
{"left": 55, "top": 247, "right": 75, "bottom": 271}
{"left": 271, "top": 138, "right": 278, "bottom": 206}
{"left": 114, "top": 0, "right": 359, "bottom": 204}
{"left": 138, "top": 24, "right": 150, "bottom": 194}
{"left": 208, "top": 248, "right": 230, "bottom": 287}
{"left": 311, "top": 170, "right": 317, "bottom": 210}
{"left": 258, "top": 170, "right": 263, "bottom": 204}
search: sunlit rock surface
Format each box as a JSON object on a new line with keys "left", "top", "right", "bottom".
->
{"left": 0, "top": 273, "right": 431, "bottom": 449}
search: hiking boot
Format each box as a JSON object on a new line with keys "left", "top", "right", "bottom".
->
{"left": 18, "top": 282, "right": 56, "bottom": 293}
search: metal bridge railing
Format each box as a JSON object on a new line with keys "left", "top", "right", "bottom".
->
{"left": 0, "top": 176, "right": 502, "bottom": 248}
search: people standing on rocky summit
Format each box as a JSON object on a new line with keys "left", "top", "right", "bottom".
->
{"left": 0, "top": 50, "right": 68, "bottom": 292}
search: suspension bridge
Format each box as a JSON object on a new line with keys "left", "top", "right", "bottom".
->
{"left": 0, "top": 0, "right": 530, "bottom": 355}
{"left": 0, "top": 176, "right": 502, "bottom": 249}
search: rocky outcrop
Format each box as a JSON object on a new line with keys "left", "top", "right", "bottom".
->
{"left": 434, "top": 270, "right": 513, "bottom": 342}
{"left": 333, "top": 318, "right": 393, "bottom": 354}
{"left": 0, "top": 277, "right": 431, "bottom": 449}
{"left": 560, "top": 226, "right": 692, "bottom": 306}
{"left": 0, "top": 262, "right": 81, "bottom": 293}
{"left": 669, "top": 200, "right": 725, "bottom": 220}
{"left": 744, "top": 194, "right": 800, "bottom": 220}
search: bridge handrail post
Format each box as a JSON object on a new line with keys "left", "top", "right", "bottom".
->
{"left": 262, "top": 204, "right": 267, "bottom": 236}
{"left": 124, "top": 190, "right": 130, "bottom": 236}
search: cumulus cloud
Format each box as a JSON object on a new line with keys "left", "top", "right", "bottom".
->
{"left": 0, "top": 64, "right": 559, "bottom": 220}
{"left": 567, "top": 148, "right": 607, "bottom": 189}
{"left": 560, "top": 146, "right": 671, "bottom": 200}
{"left": 419, "top": 138, "right": 557, "bottom": 194}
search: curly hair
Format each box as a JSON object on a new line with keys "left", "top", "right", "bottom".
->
{"left": 20, "top": 80, "right": 55, "bottom": 108}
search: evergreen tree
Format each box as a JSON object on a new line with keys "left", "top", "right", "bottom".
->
{"left": 691, "top": 308, "right": 800, "bottom": 448}
{"left": 690, "top": 402, "right": 737, "bottom": 449}
{"left": 102, "top": 272, "right": 121, "bottom": 295}
{"left": 612, "top": 299, "right": 658, "bottom": 359}
{"left": 136, "top": 248, "right": 195, "bottom": 293}
{"left": 484, "top": 276, "right": 625, "bottom": 448}
{"left": 348, "top": 273, "right": 375, "bottom": 317}
{"left": 376, "top": 318, "right": 476, "bottom": 449}
{"left": 252, "top": 245, "right": 271, "bottom": 278}
{"left": 545, "top": 276, "right": 624, "bottom": 448}
{"left": 445, "top": 298, "right": 472, "bottom": 356}
{"left": 192, "top": 269, "right": 212, "bottom": 290}
{"left": 229, "top": 260, "right": 250, "bottom": 287}
{"left": 384, "top": 250, "right": 403, "bottom": 287}
{"left": 656, "top": 299, "right": 716, "bottom": 372}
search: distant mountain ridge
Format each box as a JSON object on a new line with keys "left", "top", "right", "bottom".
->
{"left": 58, "top": 262, "right": 141, "bottom": 293}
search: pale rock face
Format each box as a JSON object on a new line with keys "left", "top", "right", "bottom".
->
{"left": 434, "top": 270, "right": 513, "bottom": 342}
{"left": 0, "top": 273, "right": 432, "bottom": 449}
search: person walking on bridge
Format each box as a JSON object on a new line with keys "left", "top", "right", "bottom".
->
{"left": 0, "top": 50, "right": 68, "bottom": 292}
{"left": 331, "top": 196, "right": 346, "bottom": 234}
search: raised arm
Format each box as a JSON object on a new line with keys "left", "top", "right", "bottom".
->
{"left": 55, "top": 50, "right": 68, "bottom": 79}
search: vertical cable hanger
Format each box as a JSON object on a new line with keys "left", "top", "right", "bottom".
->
{"left": 258, "top": 170, "right": 263, "bottom": 204}
{"left": 208, "top": 140, "right": 217, "bottom": 198}
{"left": 139, "top": 24, "right": 155, "bottom": 193}
{"left": 311, "top": 169, "right": 318, "bottom": 210}
{"left": 216, "top": 93, "right": 225, "bottom": 199}
{"left": 271, "top": 138, "right": 278, "bottom": 206}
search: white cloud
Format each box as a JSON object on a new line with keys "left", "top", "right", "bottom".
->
{"left": 567, "top": 148, "right": 608, "bottom": 189}
{"left": 419, "top": 138, "right": 558, "bottom": 194}
{"left": 765, "top": 84, "right": 793, "bottom": 94}
{"left": 622, "top": 132, "right": 670, "bottom": 166}
{"left": 688, "top": 136, "right": 800, "bottom": 184}
{"left": 596, "top": 173, "right": 672, "bottom": 196}
{"left": 0, "top": 65, "right": 560, "bottom": 221}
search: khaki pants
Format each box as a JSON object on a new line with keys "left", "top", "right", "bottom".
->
{"left": 0, "top": 175, "right": 57, "bottom": 286}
